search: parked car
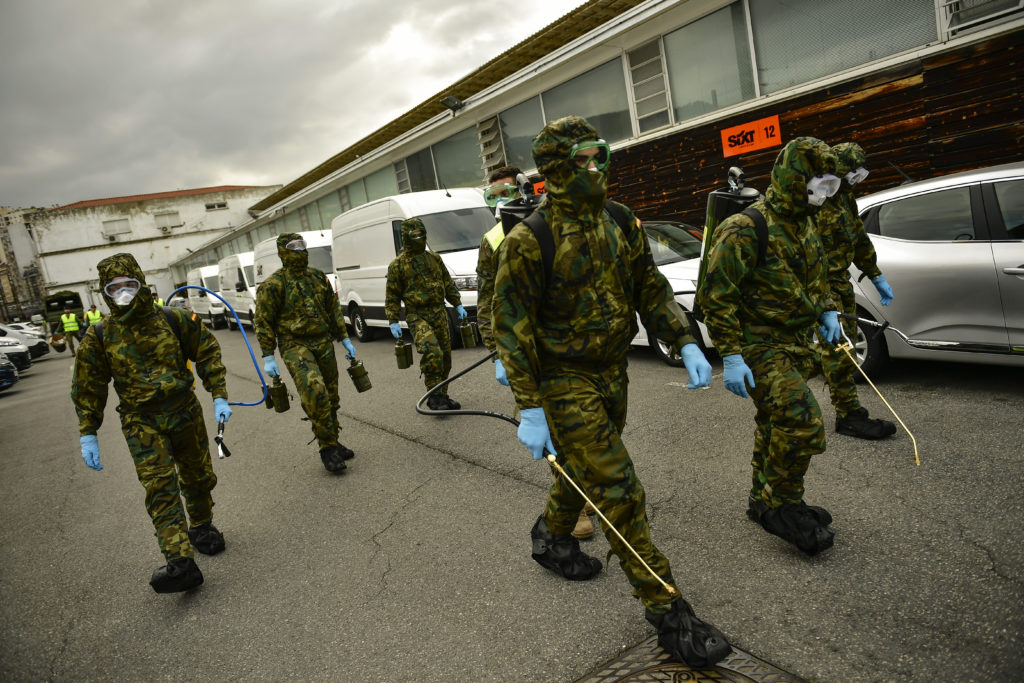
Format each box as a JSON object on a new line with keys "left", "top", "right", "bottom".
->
{"left": 0, "top": 336, "right": 31, "bottom": 371}
{"left": 0, "top": 323, "right": 50, "bottom": 359}
{"left": 630, "top": 220, "right": 713, "bottom": 366}
{"left": 849, "top": 160, "right": 1024, "bottom": 374}
{"left": 5, "top": 322, "right": 46, "bottom": 337}
{"left": 0, "top": 353, "right": 18, "bottom": 392}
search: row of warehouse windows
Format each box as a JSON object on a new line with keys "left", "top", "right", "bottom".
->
{"left": 184, "top": 0, "right": 1011, "bottom": 269}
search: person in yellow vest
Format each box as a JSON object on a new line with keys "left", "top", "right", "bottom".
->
{"left": 59, "top": 307, "right": 81, "bottom": 356}
{"left": 154, "top": 292, "right": 165, "bottom": 307}
{"left": 84, "top": 304, "right": 103, "bottom": 328}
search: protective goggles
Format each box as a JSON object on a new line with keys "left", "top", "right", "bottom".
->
{"left": 569, "top": 139, "right": 611, "bottom": 171}
{"left": 103, "top": 277, "right": 141, "bottom": 298}
{"left": 284, "top": 238, "right": 307, "bottom": 251}
{"left": 845, "top": 166, "right": 869, "bottom": 185}
{"left": 483, "top": 183, "right": 520, "bottom": 208}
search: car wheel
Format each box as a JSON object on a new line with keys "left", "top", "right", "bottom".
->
{"left": 349, "top": 304, "right": 376, "bottom": 342}
{"left": 649, "top": 335, "right": 685, "bottom": 367}
{"left": 853, "top": 308, "right": 888, "bottom": 380}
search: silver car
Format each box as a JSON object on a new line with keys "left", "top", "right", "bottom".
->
{"left": 849, "top": 160, "right": 1024, "bottom": 374}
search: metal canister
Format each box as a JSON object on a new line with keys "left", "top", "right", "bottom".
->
{"left": 395, "top": 340, "right": 413, "bottom": 369}
{"left": 347, "top": 357, "right": 372, "bottom": 393}
{"left": 268, "top": 376, "right": 290, "bottom": 413}
{"left": 459, "top": 321, "right": 478, "bottom": 349}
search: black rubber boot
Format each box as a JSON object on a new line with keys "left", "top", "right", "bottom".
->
{"left": 426, "top": 394, "right": 448, "bottom": 410}
{"left": 187, "top": 522, "right": 226, "bottom": 555}
{"left": 747, "top": 498, "right": 831, "bottom": 527}
{"left": 149, "top": 557, "right": 204, "bottom": 593}
{"left": 337, "top": 443, "right": 355, "bottom": 461}
{"left": 836, "top": 407, "right": 897, "bottom": 440}
{"left": 760, "top": 503, "right": 834, "bottom": 555}
{"left": 645, "top": 599, "right": 732, "bottom": 668}
{"left": 319, "top": 446, "right": 347, "bottom": 473}
{"left": 530, "top": 515, "right": 602, "bottom": 581}
{"left": 443, "top": 395, "right": 461, "bottom": 410}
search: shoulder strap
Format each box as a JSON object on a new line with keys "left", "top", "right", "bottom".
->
{"left": 523, "top": 211, "right": 555, "bottom": 289}
{"left": 604, "top": 200, "right": 634, "bottom": 237}
{"left": 740, "top": 206, "right": 769, "bottom": 267}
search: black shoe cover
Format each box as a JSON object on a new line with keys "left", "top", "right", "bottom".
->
{"left": 645, "top": 599, "right": 732, "bottom": 669}
{"left": 426, "top": 394, "right": 448, "bottom": 411}
{"left": 443, "top": 396, "right": 461, "bottom": 410}
{"left": 761, "top": 503, "right": 834, "bottom": 555}
{"left": 836, "top": 407, "right": 897, "bottom": 440}
{"left": 319, "top": 446, "right": 347, "bottom": 473}
{"left": 749, "top": 498, "right": 831, "bottom": 526}
{"left": 530, "top": 515, "right": 602, "bottom": 581}
{"left": 150, "top": 557, "right": 203, "bottom": 593}
{"left": 187, "top": 522, "right": 225, "bottom": 555}
{"left": 337, "top": 443, "right": 355, "bottom": 461}
{"left": 746, "top": 498, "right": 767, "bottom": 523}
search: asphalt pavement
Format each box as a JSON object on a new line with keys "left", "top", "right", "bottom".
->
{"left": 1, "top": 331, "right": 1022, "bottom": 682}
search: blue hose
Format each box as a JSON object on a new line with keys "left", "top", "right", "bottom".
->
{"left": 169, "top": 285, "right": 268, "bottom": 407}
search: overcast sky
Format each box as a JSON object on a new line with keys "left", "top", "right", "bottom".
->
{"left": 0, "top": 0, "right": 585, "bottom": 208}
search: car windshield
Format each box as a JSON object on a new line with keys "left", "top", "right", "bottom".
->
{"left": 645, "top": 223, "right": 702, "bottom": 265}
{"left": 308, "top": 246, "right": 332, "bottom": 274}
{"left": 420, "top": 207, "right": 496, "bottom": 253}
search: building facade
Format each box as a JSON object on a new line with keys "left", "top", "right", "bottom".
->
{"left": 0, "top": 207, "right": 45, "bottom": 321}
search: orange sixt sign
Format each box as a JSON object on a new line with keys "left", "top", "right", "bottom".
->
{"left": 720, "top": 115, "right": 782, "bottom": 158}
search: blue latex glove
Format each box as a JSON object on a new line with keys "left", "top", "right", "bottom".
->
{"left": 722, "top": 354, "right": 755, "bottom": 398}
{"left": 263, "top": 354, "right": 280, "bottom": 377}
{"left": 214, "top": 397, "right": 232, "bottom": 423}
{"left": 456, "top": 305, "right": 467, "bottom": 321}
{"left": 818, "top": 310, "right": 842, "bottom": 345}
{"left": 341, "top": 337, "right": 356, "bottom": 359}
{"left": 871, "top": 274, "right": 894, "bottom": 306}
{"left": 680, "top": 343, "right": 712, "bottom": 389}
{"left": 518, "top": 407, "right": 556, "bottom": 460}
{"left": 80, "top": 434, "right": 102, "bottom": 471}
{"left": 390, "top": 322, "right": 402, "bottom": 339}
{"left": 494, "top": 357, "right": 509, "bottom": 386}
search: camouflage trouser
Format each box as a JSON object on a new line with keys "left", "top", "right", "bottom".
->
{"left": 541, "top": 363, "right": 678, "bottom": 611}
{"left": 745, "top": 343, "right": 826, "bottom": 508}
{"left": 407, "top": 307, "right": 451, "bottom": 393}
{"left": 120, "top": 393, "right": 216, "bottom": 561}
{"left": 280, "top": 336, "right": 341, "bottom": 450}
{"left": 819, "top": 281, "right": 860, "bottom": 416}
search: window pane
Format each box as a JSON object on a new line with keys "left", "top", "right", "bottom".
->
{"left": 318, "top": 192, "right": 342, "bottom": 228}
{"left": 664, "top": 3, "right": 755, "bottom": 121}
{"left": 638, "top": 110, "right": 671, "bottom": 133}
{"left": 365, "top": 166, "right": 399, "bottom": 201}
{"left": 749, "top": 0, "right": 936, "bottom": 95}
{"left": 993, "top": 180, "right": 1024, "bottom": 239}
{"left": 347, "top": 179, "right": 368, "bottom": 207}
{"left": 628, "top": 40, "right": 660, "bottom": 66}
{"left": 284, "top": 210, "right": 302, "bottom": 232}
{"left": 303, "top": 204, "right": 322, "bottom": 231}
{"left": 405, "top": 148, "right": 436, "bottom": 192}
{"left": 631, "top": 60, "right": 662, "bottom": 84}
{"left": 633, "top": 77, "right": 665, "bottom": 101}
{"left": 500, "top": 97, "right": 545, "bottom": 172}
{"left": 636, "top": 94, "right": 667, "bottom": 118}
{"left": 877, "top": 188, "right": 975, "bottom": 241}
{"left": 542, "top": 58, "right": 632, "bottom": 143}
{"left": 433, "top": 126, "right": 483, "bottom": 188}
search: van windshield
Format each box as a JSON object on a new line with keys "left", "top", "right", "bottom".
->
{"left": 203, "top": 276, "right": 219, "bottom": 291}
{"left": 244, "top": 266, "right": 254, "bottom": 286}
{"left": 420, "top": 207, "right": 496, "bottom": 253}
{"left": 308, "top": 246, "right": 332, "bottom": 274}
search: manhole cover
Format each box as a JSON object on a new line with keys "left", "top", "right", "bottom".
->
{"left": 579, "top": 635, "right": 804, "bottom": 682}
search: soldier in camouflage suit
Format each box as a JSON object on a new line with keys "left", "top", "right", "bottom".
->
{"left": 697, "top": 137, "right": 843, "bottom": 556}
{"left": 72, "top": 253, "right": 232, "bottom": 593}
{"left": 817, "top": 142, "right": 896, "bottom": 439}
{"left": 385, "top": 217, "right": 467, "bottom": 411}
{"left": 254, "top": 233, "right": 357, "bottom": 474}
{"left": 492, "top": 116, "right": 729, "bottom": 669}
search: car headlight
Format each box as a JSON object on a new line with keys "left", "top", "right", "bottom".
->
{"left": 0, "top": 340, "right": 18, "bottom": 347}
{"left": 453, "top": 276, "right": 477, "bottom": 291}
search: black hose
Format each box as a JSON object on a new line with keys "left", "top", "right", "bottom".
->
{"left": 415, "top": 350, "right": 521, "bottom": 427}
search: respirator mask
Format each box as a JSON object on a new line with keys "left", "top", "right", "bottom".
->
{"left": 844, "top": 167, "right": 869, "bottom": 185}
{"left": 104, "top": 277, "right": 141, "bottom": 306}
{"left": 806, "top": 174, "right": 842, "bottom": 207}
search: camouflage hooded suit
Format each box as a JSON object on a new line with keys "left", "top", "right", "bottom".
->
{"left": 816, "top": 142, "right": 882, "bottom": 415}
{"left": 696, "top": 137, "right": 837, "bottom": 509}
{"left": 254, "top": 232, "right": 349, "bottom": 450}
{"left": 492, "top": 116, "right": 699, "bottom": 613}
{"left": 71, "top": 253, "right": 228, "bottom": 561}
{"left": 385, "top": 218, "right": 462, "bottom": 394}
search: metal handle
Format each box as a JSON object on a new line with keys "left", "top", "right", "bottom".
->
{"left": 1003, "top": 267, "right": 1024, "bottom": 275}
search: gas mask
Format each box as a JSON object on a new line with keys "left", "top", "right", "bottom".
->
{"left": 806, "top": 174, "right": 842, "bottom": 207}
{"left": 104, "top": 277, "right": 141, "bottom": 307}
{"left": 844, "top": 167, "right": 869, "bottom": 185}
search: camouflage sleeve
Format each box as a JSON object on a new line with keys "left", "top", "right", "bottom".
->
{"left": 175, "top": 308, "right": 228, "bottom": 399}
{"left": 385, "top": 259, "right": 403, "bottom": 324}
{"left": 70, "top": 326, "right": 111, "bottom": 435}
{"left": 622, "top": 205, "right": 695, "bottom": 353}
{"left": 847, "top": 198, "right": 882, "bottom": 280}
{"left": 695, "top": 215, "right": 761, "bottom": 358}
{"left": 476, "top": 236, "right": 496, "bottom": 351}
{"left": 321, "top": 271, "right": 347, "bottom": 340}
{"left": 438, "top": 253, "right": 462, "bottom": 308}
{"left": 254, "top": 275, "right": 281, "bottom": 356}
{"left": 492, "top": 225, "right": 545, "bottom": 409}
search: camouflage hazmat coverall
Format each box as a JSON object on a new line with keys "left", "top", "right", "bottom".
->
{"left": 697, "top": 137, "right": 837, "bottom": 509}
{"left": 476, "top": 221, "right": 505, "bottom": 353}
{"left": 255, "top": 233, "right": 349, "bottom": 450}
{"left": 385, "top": 218, "right": 462, "bottom": 394}
{"left": 72, "top": 253, "right": 228, "bottom": 561}
{"left": 816, "top": 142, "right": 881, "bottom": 416}
{"left": 493, "top": 116, "right": 699, "bottom": 613}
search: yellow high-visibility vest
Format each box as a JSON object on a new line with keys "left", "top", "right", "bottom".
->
{"left": 84, "top": 309, "right": 102, "bottom": 325}
{"left": 60, "top": 313, "right": 80, "bottom": 332}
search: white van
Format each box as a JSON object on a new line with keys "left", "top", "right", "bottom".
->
{"left": 331, "top": 188, "right": 493, "bottom": 342}
{"left": 253, "top": 230, "right": 336, "bottom": 292}
{"left": 216, "top": 252, "right": 256, "bottom": 329}
{"left": 186, "top": 265, "right": 226, "bottom": 329}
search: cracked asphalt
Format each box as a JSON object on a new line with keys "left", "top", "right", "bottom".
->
{"left": 1, "top": 331, "right": 1022, "bottom": 682}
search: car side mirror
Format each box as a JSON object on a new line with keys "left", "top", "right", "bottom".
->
{"left": 235, "top": 281, "right": 245, "bottom": 292}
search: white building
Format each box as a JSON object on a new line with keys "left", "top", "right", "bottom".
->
{"left": 30, "top": 185, "right": 280, "bottom": 310}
